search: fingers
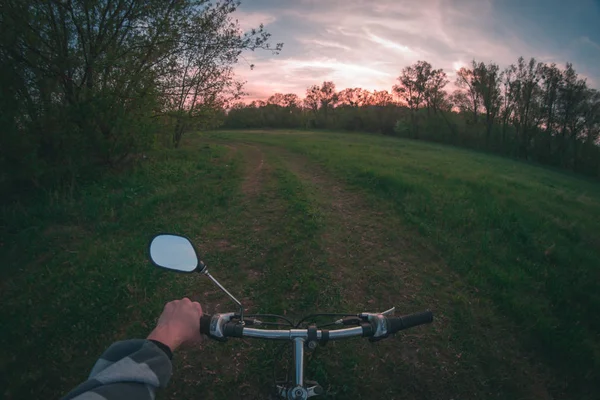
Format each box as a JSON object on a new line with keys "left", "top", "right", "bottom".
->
{"left": 181, "top": 297, "right": 203, "bottom": 316}
{"left": 193, "top": 301, "right": 203, "bottom": 316}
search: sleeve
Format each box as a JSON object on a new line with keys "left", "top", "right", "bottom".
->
{"left": 62, "top": 339, "right": 173, "bottom": 400}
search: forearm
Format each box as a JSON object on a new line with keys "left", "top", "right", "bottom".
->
{"left": 63, "top": 298, "right": 202, "bottom": 400}
{"left": 62, "top": 339, "right": 172, "bottom": 400}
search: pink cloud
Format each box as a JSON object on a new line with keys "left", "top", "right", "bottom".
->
{"left": 234, "top": 0, "right": 579, "bottom": 101}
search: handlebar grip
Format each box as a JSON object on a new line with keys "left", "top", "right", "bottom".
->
{"left": 223, "top": 322, "right": 244, "bottom": 338}
{"left": 388, "top": 311, "right": 433, "bottom": 334}
{"left": 200, "top": 314, "right": 212, "bottom": 335}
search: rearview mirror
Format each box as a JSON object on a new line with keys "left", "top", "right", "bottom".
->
{"left": 149, "top": 234, "right": 199, "bottom": 273}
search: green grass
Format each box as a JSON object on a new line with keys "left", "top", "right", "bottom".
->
{"left": 1, "top": 130, "right": 599, "bottom": 399}
{"left": 1, "top": 139, "right": 242, "bottom": 398}
{"left": 207, "top": 130, "right": 600, "bottom": 397}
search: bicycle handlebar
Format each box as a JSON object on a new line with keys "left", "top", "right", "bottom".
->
{"left": 200, "top": 310, "right": 433, "bottom": 342}
{"left": 388, "top": 311, "right": 433, "bottom": 334}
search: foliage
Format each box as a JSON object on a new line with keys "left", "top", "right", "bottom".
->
{"left": 223, "top": 58, "right": 600, "bottom": 177}
{"left": 0, "top": 0, "right": 281, "bottom": 198}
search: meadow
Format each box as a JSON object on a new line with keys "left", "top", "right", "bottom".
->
{"left": 1, "top": 130, "right": 599, "bottom": 399}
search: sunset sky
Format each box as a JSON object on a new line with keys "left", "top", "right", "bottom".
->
{"left": 233, "top": 0, "right": 600, "bottom": 101}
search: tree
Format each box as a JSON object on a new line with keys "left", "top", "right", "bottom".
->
{"left": 500, "top": 65, "right": 517, "bottom": 145}
{"left": 455, "top": 63, "right": 481, "bottom": 123}
{"left": 338, "top": 88, "right": 371, "bottom": 107}
{"left": 222, "top": 57, "right": 600, "bottom": 178}
{"left": 394, "top": 61, "right": 431, "bottom": 111}
{"left": 540, "top": 63, "right": 562, "bottom": 135}
{"left": 158, "top": 1, "right": 282, "bottom": 147}
{"left": 267, "top": 93, "right": 287, "bottom": 107}
{"left": 304, "top": 85, "right": 321, "bottom": 116}
{"left": 319, "top": 81, "right": 338, "bottom": 122}
{"left": 0, "top": 0, "right": 281, "bottom": 192}
{"left": 473, "top": 61, "right": 503, "bottom": 144}
{"left": 424, "top": 68, "right": 449, "bottom": 114}
{"left": 263, "top": 93, "right": 302, "bottom": 127}
{"left": 369, "top": 90, "right": 395, "bottom": 106}
{"left": 303, "top": 81, "right": 337, "bottom": 126}
{"left": 582, "top": 89, "right": 600, "bottom": 144}
{"left": 393, "top": 60, "right": 434, "bottom": 137}
{"left": 282, "top": 93, "right": 301, "bottom": 109}
{"left": 555, "top": 63, "right": 589, "bottom": 166}
{"left": 511, "top": 57, "right": 543, "bottom": 157}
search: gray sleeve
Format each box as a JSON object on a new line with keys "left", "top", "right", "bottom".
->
{"left": 62, "top": 339, "right": 173, "bottom": 400}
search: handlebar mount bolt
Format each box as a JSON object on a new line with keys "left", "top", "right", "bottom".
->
{"left": 307, "top": 341, "right": 317, "bottom": 350}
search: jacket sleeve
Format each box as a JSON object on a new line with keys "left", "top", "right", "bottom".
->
{"left": 62, "top": 339, "right": 173, "bottom": 400}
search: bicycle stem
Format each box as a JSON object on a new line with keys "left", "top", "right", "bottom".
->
{"left": 293, "top": 337, "right": 305, "bottom": 387}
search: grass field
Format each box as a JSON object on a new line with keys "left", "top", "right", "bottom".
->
{"left": 1, "top": 130, "right": 599, "bottom": 399}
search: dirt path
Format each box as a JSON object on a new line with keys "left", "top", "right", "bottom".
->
{"left": 277, "top": 151, "right": 423, "bottom": 308}
{"left": 264, "top": 146, "right": 552, "bottom": 400}
{"left": 168, "top": 139, "right": 552, "bottom": 400}
{"left": 239, "top": 144, "right": 265, "bottom": 197}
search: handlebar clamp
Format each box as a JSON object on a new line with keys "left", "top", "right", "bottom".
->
{"left": 307, "top": 325, "right": 318, "bottom": 351}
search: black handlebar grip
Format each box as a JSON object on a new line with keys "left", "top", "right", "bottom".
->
{"left": 223, "top": 322, "right": 244, "bottom": 338}
{"left": 200, "top": 314, "right": 212, "bottom": 335}
{"left": 388, "top": 311, "right": 433, "bottom": 334}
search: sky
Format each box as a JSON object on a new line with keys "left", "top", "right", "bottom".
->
{"left": 232, "top": 0, "right": 600, "bottom": 101}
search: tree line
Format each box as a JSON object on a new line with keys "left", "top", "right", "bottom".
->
{"left": 224, "top": 58, "right": 600, "bottom": 177}
{"left": 0, "top": 0, "right": 281, "bottom": 198}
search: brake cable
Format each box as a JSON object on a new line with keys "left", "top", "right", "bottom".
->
{"left": 239, "top": 313, "right": 295, "bottom": 327}
{"left": 294, "top": 313, "right": 357, "bottom": 328}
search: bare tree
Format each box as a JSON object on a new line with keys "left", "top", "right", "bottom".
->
{"left": 455, "top": 62, "right": 481, "bottom": 123}
{"left": 473, "top": 61, "right": 503, "bottom": 144}
{"left": 511, "top": 57, "right": 543, "bottom": 157}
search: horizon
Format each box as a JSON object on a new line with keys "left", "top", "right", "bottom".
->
{"left": 232, "top": 0, "right": 600, "bottom": 101}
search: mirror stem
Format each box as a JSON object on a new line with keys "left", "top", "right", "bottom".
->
{"left": 202, "top": 269, "right": 244, "bottom": 324}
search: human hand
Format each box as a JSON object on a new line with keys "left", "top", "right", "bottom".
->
{"left": 147, "top": 298, "right": 203, "bottom": 351}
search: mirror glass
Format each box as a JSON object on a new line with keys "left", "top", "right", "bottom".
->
{"left": 149, "top": 234, "right": 198, "bottom": 272}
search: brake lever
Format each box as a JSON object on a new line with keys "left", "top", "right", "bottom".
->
{"left": 381, "top": 307, "right": 395, "bottom": 316}
{"left": 331, "top": 306, "right": 396, "bottom": 327}
{"left": 209, "top": 312, "right": 235, "bottom": 342}
{"left": 358, "top": 306, "right": 395, "bottom": 341}
{"left": 358, "top": 306, "right": 395, "bottom": 318}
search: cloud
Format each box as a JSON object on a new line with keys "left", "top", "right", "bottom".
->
{"left": 578, "top": 36, "right": 600, "bottom": 52}
{"left": 233, "top": 11, "right": 276, "bottom": 32}
{"left": 233, "top": 0, "right": 598, "bottom": 100}
{"left": 366, "top": 33, "right": 418, "bottom": 57}
{"left": 299, "top": 39, "right": 352, "bottom": 51}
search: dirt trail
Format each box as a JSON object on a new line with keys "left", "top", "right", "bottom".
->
{"left": 239, "top": 144, "right": 265, "bottom": 197}
{"left": 170, "top": 140, "right": 552, "bottom": 400}
{"left": 167, "top": 143, "right": 275, "bottom": 400}
{"left": 267, "top": 147, "right": 553, "bottom": 400}
{"left": 275, "top": 150, "right": 425, "bottom": 308}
